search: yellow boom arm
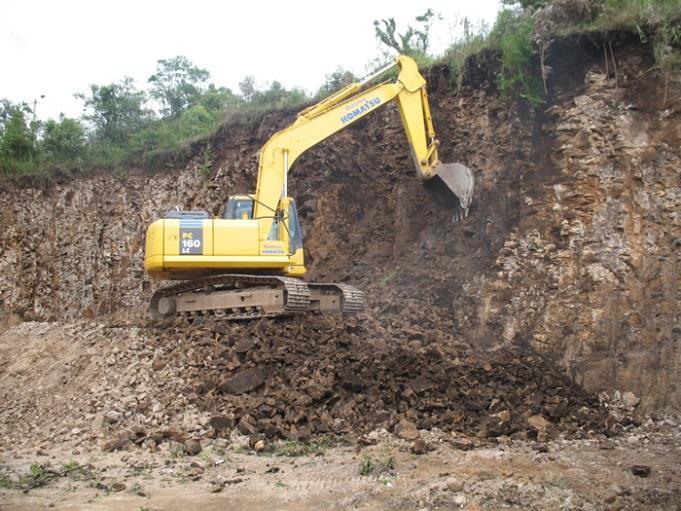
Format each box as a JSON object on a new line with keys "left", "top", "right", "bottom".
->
{"left": 252, "top": 55, "right": 472, "bottom": 239}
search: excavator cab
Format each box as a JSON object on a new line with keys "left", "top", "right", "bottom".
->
{"left": 223, "top": 195, "right": 303, "bottom": 255}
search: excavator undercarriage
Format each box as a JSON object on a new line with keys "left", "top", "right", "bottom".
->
{"left": 149, "top": 274, "right": 365, "bottom": 321}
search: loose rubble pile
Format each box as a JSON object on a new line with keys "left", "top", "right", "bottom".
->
{"left": 153, "top": 315, "right": 614, "bottom": 443}
{"left": 1, "top": 308, "right": 642, "bottom": 454}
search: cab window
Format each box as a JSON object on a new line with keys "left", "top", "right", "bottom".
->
{"left": 268, "top": 220, "right": 280, "bottom": 241}
{"left": 224, "top": 198, "right": 254, "bottom": 219}
{"left": 288, "top": 201, "right": 303, "bottom": 251}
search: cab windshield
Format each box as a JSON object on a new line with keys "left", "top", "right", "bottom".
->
{"left": 224, "top": 198, "right": 254, "bottom": 220}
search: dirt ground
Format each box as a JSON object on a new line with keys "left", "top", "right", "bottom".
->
{"left": 1, "top": 421, "right": 680, "bottom": 511}
{"left": 0, "top": 318, "right": 678, "bottom": 511}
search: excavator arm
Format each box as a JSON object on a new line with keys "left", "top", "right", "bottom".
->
{"left": 252, "top": 55, "right": 474, "bottom": 239}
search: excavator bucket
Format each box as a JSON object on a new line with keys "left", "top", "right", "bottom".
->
{"left": 428, "top": 162, "right": 475, "bottom": 221}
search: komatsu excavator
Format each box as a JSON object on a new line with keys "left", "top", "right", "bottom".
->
{"left": 144, "top": 55, "right": 474, "bottom": 321}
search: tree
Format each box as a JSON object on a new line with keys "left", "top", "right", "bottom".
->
{"left": 0, "top": 103, "right": 36, "bottom": 163}
{"left": 77, "top": 77, "right": 150, "bottom": 143}
{"left": 373, "top": 9, "right": 439, "bottom": 57}
{"left": 316, "top": 68, "right": 356, "bottom": 97}
{"left": 148, "top": 56, "right": 210, "bottom": 117}
{"left": 193, "top": 84, "right": 241, "bottom": 113}
{"left": 500, "top": 0, "right": 548, "bottom": 10}
{"left": 238, "top": 76, "right": 258, "bottom": 102}
{"left": 0, "top": 99, "right": 15, "bottom": 132}
{"left": 238, "top": 77, "right": 307, "bottom": 108}
{"left": 178, "top": 105, "right": 215, "bottom": 137}
{"left": 41, "top": 115, "right": 86, "bottom": 161}
{"left": 254, "top": 81, "right": 308, "bottom": 108}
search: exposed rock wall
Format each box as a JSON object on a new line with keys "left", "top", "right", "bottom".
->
{"left": 0, "top": 39, "right": 678, "bottom": 411}
{"left": 464, "top": 50, "right": 681, "bottom": 410}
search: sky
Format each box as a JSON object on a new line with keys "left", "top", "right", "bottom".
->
{"left": 2, "top": 0, "right": 500, "bottom": 121}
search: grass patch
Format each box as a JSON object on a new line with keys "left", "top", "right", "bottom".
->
{"left": 236, "top": 435, "right": 340, "bottom": 457}
{"left": 434, "top": 0, "right": 681, "bottom": 107}
{"left": 11, "top": 463, "right": 54, "bottom": 489}
{"left": 274, "top": 437, "right": 334, "bottom": 457}
{"left": 29, "top": 463, "right": 46, "bottom": 481}
{"left": 439, "top": 17, "right": 493, "bottom": 88}
{"left": 541, "top": 0, "right": 681, "bottom": 74}
{"left": 276, "top": 435, "right": 339, "bottom": 457}
{"left": 558, "top": 0, "right": 681, "bottom": 35}
{"left": 358, "top": 452, "right": 396, "bottom": 477}
{"left": 63, "top": 459, "right": 80, "bottom": 474}
{"left": 379, "top": 270, "right": 397, "bottom": 287}
{"left": 168, "top": 441, "right": 186, "bottom": 458}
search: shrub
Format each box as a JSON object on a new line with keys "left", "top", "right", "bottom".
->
{"left": 492, "top": 10, "right": 545, "bottom": 107}
{"left": 41, "top": 116, "right": 86, "bottom": 163}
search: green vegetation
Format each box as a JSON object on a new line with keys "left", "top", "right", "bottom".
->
{"left": 563, "top": 0, "right": 681, "bottom": 35}
{"left": 237, "top": 435, "right": 338, "bottom": 457}
{"left": 0, "top": 460, "right": 89, "bottom": 490}
{"left": 7, "top": 463, "right": 54, "bottom": 489}
{"left": 440, "top": 17, "right": 492, "bottom": 87}
{"left": 439, "top": 0, "right": 680, "bottom": 105}
{"left": 62, "top": 459, "right": 80, "bottom": 474}
{"left": 358, "top": 454, "right": 374, "bottom": 476}
{"left": 0, "top": 55, "right": 310, "bottom": 180}
{"left": 574, "top": 0, "right": 681, "bottom": 87}
{"left": 494, "top": 9, "right": 545, "bottom": 107}
{"left": 168, "top": 441, "right": 187, "bottom": 458}
{"left": 274, "top": 436, "right": 335, "bottom": 457}
{"left": 29, "top": 463, "right": 46, "bottom": 481}
{"left": 0, "top": 475, "right": 12, "bottom": 489}
{"left": 379, "top": 270, "right": 397, "bottom": 287}
{"left": 374, "top": 9, "right": 440, "bottom": 61}
{"left": 358, "top": 452, "right": 396, "bottom": 476}
{"left": 2, "top": 1, "right": 679, "bottom": 180}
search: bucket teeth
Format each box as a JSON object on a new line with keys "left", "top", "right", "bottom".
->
{"left": 431, "top": 162, "right": 475, "bottom": 220}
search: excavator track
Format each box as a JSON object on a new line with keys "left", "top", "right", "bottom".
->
{"left": 149, "top": 274, "right": 364, "bottom": 322}
{"left": 308, "top": 282, "right": 366, "bottom": 313}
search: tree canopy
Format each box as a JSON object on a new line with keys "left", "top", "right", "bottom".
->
{"left": 148, "top": 56, "right": 210, "bottom": 117}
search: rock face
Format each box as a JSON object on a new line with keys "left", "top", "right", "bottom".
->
{"left": 466, "top": 57, "right": 681, "bottom": 410}
{"left": 0, "top": 39, "right": 678, "bottom": 411}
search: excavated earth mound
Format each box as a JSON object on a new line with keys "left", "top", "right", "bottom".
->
{"left": 153, "top": 315, "right": 613, "bottom": 442}
{"left": 0, "top": 315, "right": 633, "bottom": 453}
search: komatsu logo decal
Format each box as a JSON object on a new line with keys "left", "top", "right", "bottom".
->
{"left": 262, "top": 243, "right": 285, "bottom": 255}
{"left": 340, "top": 97, "right": 381, "bottom": 124}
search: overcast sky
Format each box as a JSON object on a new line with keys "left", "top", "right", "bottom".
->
{"left": 3, "top": 0, "right": 500, "bottom": 120}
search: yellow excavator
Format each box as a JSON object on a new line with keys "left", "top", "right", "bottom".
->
{"left": 144, "top": 55, "right": 474, "bottom": 321}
